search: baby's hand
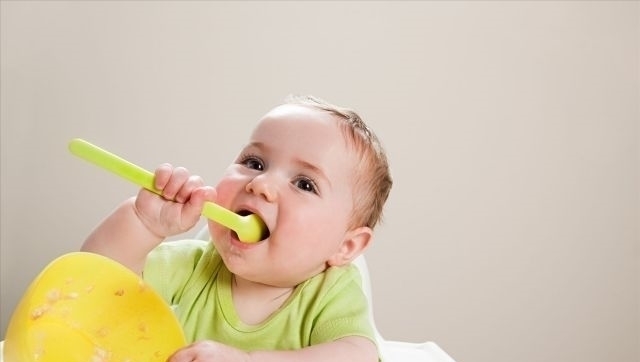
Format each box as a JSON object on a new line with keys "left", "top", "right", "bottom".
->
{"left": 134, "top": 164, "right": 216, "bottom": 238}
{"left": 168, "top": 340, "right": 251, "bottom": 362}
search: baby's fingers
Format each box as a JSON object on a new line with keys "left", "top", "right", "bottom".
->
{"left": 171, "top": 340, "right": 252, "bottom": 362}
{"left": 187, "top": 186, "right": 217, "bottom": 208}
{"left": 153, "top": 163, "right": 175, "bottom": 192}
{"left": 153, "top": 165, "right": 197, "bottom": 202}
{"left": 175, "top": 175, "right": 206, "bottom": 203}
{"left": 161, "top": 167, "right": 190, "bottom": 201}
{"left": 180, "top": 186, "right": 216, "bottom": 224}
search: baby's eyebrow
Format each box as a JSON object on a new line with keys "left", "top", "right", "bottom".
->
{"left": 293, "top": 158, "right": 331, "bottom": 188}
{"left": 245, "top": 141, "right": 267, "bottom": 151}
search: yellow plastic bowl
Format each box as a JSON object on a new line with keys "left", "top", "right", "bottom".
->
{"left": 3, "top": 252, "right": 186, "bottom": 362}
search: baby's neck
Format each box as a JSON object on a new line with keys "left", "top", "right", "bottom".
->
{"left": 231, "top": 275, "right": 294, "bottom": 325}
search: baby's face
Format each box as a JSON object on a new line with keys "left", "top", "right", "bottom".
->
{"left": 209, "top": 104, "right": 360, "bottom": 287}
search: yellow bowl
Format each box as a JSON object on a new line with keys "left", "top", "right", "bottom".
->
{"left": 3, "top": 252, "right": 186, "bottom": 362}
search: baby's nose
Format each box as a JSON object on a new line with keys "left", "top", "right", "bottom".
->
{"left": 245, "top": 175, "right": 277, "bottom": 202}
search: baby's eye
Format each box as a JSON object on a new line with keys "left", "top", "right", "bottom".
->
{"left": 293, "top": 177, "right": 318, "bottom": 194}
{"left": 240, "top": 156, "right": 264, "bottom": 171}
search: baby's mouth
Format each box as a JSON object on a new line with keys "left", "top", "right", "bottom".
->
{"left": 236, "top": 209, "right": 271, "bottom": 241}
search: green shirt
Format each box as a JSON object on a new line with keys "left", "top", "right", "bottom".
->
{"left": 143, "top": 240, "right": 376, "bottom": 351}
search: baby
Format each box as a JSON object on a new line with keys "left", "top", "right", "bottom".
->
{"left": 81, "top": 95, "right": 393, "bottom": 362}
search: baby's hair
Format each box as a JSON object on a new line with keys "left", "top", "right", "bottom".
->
{"left": 283, "top": 95, "right": 393, "bottom": 229}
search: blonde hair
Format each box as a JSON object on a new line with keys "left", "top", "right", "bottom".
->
{"left": 283, "top": 95, "right": 393, "bottom": 229}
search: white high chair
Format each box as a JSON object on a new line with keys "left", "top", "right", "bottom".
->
{"left": 351, "top": 255, "right": 456, "bottom": 362}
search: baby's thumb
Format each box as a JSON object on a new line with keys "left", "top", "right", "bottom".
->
{"left": 187, "top": 186, "right": 216, "bottom": 209}
{"left": 199, "top": 185, "right": 217, "bottom": 204}
{"left": 181, "top": 186, "right": 216, "bottom": 227}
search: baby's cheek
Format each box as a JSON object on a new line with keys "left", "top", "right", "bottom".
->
{"left": 212, "top": 185, "right": 238, "bottom": 210}
{"left": 208, "top": 222, "right": 225, "bottom": 240}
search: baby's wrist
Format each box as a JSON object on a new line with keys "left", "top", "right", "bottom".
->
{"left": 127, "top": 197, "right": 168, "bottom": 241}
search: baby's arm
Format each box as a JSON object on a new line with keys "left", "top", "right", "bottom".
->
{"left": 81, "top": 164, "right": 215, "bottom": 274}
{"left": 169, "top": 336, "right": 378, "bottom": 362}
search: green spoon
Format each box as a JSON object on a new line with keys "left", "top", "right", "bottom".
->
{"left": 68, "top": 138, "right": 267, "bottom": 243}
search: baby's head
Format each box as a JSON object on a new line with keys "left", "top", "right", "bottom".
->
{"left": 283, "top": 95, "right": 393, "bottom": 230}
{"left": 212, "top": 95, "right": 392, "bottom": 285}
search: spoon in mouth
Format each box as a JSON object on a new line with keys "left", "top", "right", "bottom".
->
{"left": 68, "top": 138, "right": 268, "bottom": 243}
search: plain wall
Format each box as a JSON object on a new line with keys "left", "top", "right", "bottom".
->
{"left": 1, "top": 2, "right": 638, "bottom": 362}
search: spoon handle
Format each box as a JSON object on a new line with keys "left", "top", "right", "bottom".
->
{"left": 68, "top": 138, "right": 234, "bottom": 226}
{"left": 69, "top": 138, "right": 160, "bottom": 195}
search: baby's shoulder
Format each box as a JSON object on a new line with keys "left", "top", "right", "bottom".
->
{"left": 301, "top": 264, "right": 363, "bottom": 299}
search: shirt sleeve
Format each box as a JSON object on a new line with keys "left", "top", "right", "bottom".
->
{"left": 142, "top": 239, "right": 210, "bottom": 305}
{"left": 308, "top": 266, "right": 376, "bottom": 345}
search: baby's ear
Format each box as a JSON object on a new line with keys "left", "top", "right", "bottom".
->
{"left": 327, "top": 226, "right": 373, "bottom": 267}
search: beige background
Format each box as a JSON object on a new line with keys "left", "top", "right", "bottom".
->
{"left": 1, "top": 1, "right": 638, "bottom": 362}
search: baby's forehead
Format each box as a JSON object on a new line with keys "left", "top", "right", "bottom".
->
{"left": 249, "top": 106, "right": 362, "bottom": 167}
{"left": 254, "top": 105, "right": 342, "bottom": 136}
{"left": 259, "top": 104, "right": 366, "bottom": 154}
{"left": 263, "top": 103, "right": 331, "bottom": 120}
